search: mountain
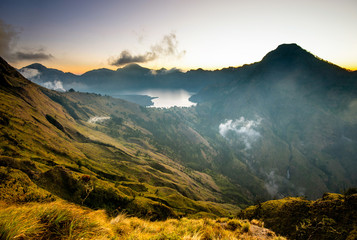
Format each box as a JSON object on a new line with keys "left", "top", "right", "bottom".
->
{"left": 1, "top": 43, "right": 357, "bottom": 238}
{"left": 3, "top": 43, "right": 357, "bottom": 205}
{"left": 0, "top": 57, "right": 287, "bottom": 240}
{"left": 19, "top": 63, "right": 221, "bottom": 99}
{"left": 1, "top": 56, "right": 243, "bottom": 219}
{"left": 19, "top": 63, "right": 79, "bottom": 88}
{"left": 190, "top": 43, "right": 357, "bottom": 199}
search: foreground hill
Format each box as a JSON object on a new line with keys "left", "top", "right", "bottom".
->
{"left": 239, "top": 192, "right": 357, "bottom": 240}
{"left": 0, "top": 200, "right": 285, "bottom": 240}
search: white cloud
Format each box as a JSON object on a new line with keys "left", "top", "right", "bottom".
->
{"left": 19, "top": 68, "right": 40, "bottom": 80}
{"left": 219, "top": 116, "right": 262, "bottom": 149}
{"left": 87, "top": 116, "right": 111, "bottom": 124}
{"left": 43, "top": 80, "right": 65, "bottom": 92}
{"left": 265, "top": 170, "right": 279, "bottom": 197}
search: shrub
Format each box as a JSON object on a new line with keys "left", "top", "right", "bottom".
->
{"left": 226, "top": 219, "right": 242, "bottom": 231}
{"left": 251, "top": 219, "right": 264, "bottom": 227}
{"left": 242, "top": 221, "right": 251, "bottom": 233}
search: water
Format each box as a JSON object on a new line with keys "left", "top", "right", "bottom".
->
{"left": 139, "top": 89, "right": 197, "bottom": 108}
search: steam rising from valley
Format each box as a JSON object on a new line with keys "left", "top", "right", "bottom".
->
{"left": 43, "top": 80, "right": 65, "bottom": 92}
{"left": 19, "top": 67, "right": 67, "bottom": 92}
{"left": 219, "top": 117, "right": 262, "bottom": 150}
{"left": 19, "top": 67, "right": 41, "bottom": 80}
{"left": 88, "top": 116, "right": 111, "bottom": 124}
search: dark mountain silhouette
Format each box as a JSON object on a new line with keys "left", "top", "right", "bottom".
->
{"left": 19, "top": 62, "right": 220, "bottom": 97}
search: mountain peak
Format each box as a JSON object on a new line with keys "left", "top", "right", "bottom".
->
{"left": 261, "top": 43, "right": 315, "bottom": 65}
{"left": 275, "top": 43, "right": 303, "bottom": 51}
{"left": 24, "top": 63, "right": 48, "bottom": 71}
{"left": 117, "top": 63, "right": 151, "bottom": 74}
{"left": 122, "top": 63, "right": 145, "bottom": 70}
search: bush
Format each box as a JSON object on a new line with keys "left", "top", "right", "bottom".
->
{"left": 242, "top": 221, "right": 251, "bottom": 233}
{"left": 226, "top": 219, "right": 242, "bottom": 231}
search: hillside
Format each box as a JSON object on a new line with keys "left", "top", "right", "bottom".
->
{"left": 4, "top": 43, "right": 357, "bottom": 207}
{"left": 238, "top": 192, "right": 357, "bottom": 240}
{"left": 190, "top": 43, "right": 357, "bottom": 199}
{"left": 0, "top": 56, "right": 241, "bottom": 219}
{"left": 0, "top": 200, "right": 286, "bottom": 240}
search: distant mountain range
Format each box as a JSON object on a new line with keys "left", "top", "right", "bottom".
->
{"left": 19, "top": 43, "right": 357, "bottom": 105}
{"left": 19, "top": 62, "right": 223, "bottom": 96}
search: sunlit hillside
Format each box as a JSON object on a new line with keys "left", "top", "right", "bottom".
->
{"left": 0, "top": 200, "right": 285, "bottom": 240}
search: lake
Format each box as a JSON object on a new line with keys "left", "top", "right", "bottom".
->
{"left": 138, "top": 89, "right": 197, "bottom": 108}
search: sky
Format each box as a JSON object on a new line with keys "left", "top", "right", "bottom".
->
{"left": 0, "top": 0, "right": 356, "bottom": 74}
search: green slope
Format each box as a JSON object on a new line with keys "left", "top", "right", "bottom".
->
{"left": 239, "top": 192, "right": 357, "bottom": 240}
{"left": 0, "top": 56, "right": 240, "bottom": 219}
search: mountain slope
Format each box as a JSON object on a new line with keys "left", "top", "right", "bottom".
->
{"left": 239, "top": 192, "right": 357, "bottom": 240}
{"left": 190, "top": 43, "right": 357, "bottom": 199}
{"left": 1, "top": 56, "right": 241, "bottom": 219}
{"left": 2, "top": 43, "right": 356, "bottom": 213}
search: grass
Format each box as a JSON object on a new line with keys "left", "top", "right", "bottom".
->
{"left": 0, "top": 201, "right": 110, "bottom": 240}
{"left": 239, "top": 193, "right": 357, "bottom": 240}
{"left": 0, "top": 201, "right": 284, "bottom": 240}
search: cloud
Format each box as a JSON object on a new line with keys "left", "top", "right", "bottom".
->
{"left": 219, "top": 116, "right": 262, "bottom": 150}
{"left": 264, "top": 171, "right": 279, "bottom": 197}
{"left": 0, "top": 19, "right": 53, "bottom": 61}
{"left": 43, "top": 80, "right": 65, "bottom": 92}
{"left": 150, "top": 67, "right": 182, "bottom": 75}
{"left": 0, "top": 19, "right": 18, "bottom": 59}
{"left": 19, "top": 67, "right": 41, "bottom": 80}
{"left": 15, "top": 51, "right": 53, "bottom": 61}
{"left": 109, "top": 50, "right": 156, "bottom": 66}
{"left": 88, "top": 116, "right": 111, "bottom": 124}
{"left": 110, "top": 33, "right": 186, "bottom": 66}
{"left": 150, "top": 33, "right": 186, "bottom": 56}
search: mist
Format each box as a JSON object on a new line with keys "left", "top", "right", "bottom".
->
{"left": 19, "top": 67, "right": 41, "bottom": 80}
{"left": 43, "top": 80, "right": 65, "bottom": 92}
{"left": 88, "top": 116, "right": 111, "bottom": 124}
{"left": 219, "top": 117, "right": 262, "bottom": 150}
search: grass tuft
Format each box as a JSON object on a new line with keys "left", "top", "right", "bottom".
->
{"left": 0, "top": 201, "right": 283, "bottom": 240}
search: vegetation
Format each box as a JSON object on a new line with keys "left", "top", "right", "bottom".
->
{"left": 238, "top": 192, "right": 357, "bottom": 240}
{"left": 0, "top": 200, "right": 284, "bottom": 240}
{"left": 0, "top": 55, "right": 242, "bottom": 220}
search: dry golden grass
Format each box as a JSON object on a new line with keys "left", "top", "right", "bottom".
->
{"left": 0, "top": 201, "right": 285, "bottom": 240}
